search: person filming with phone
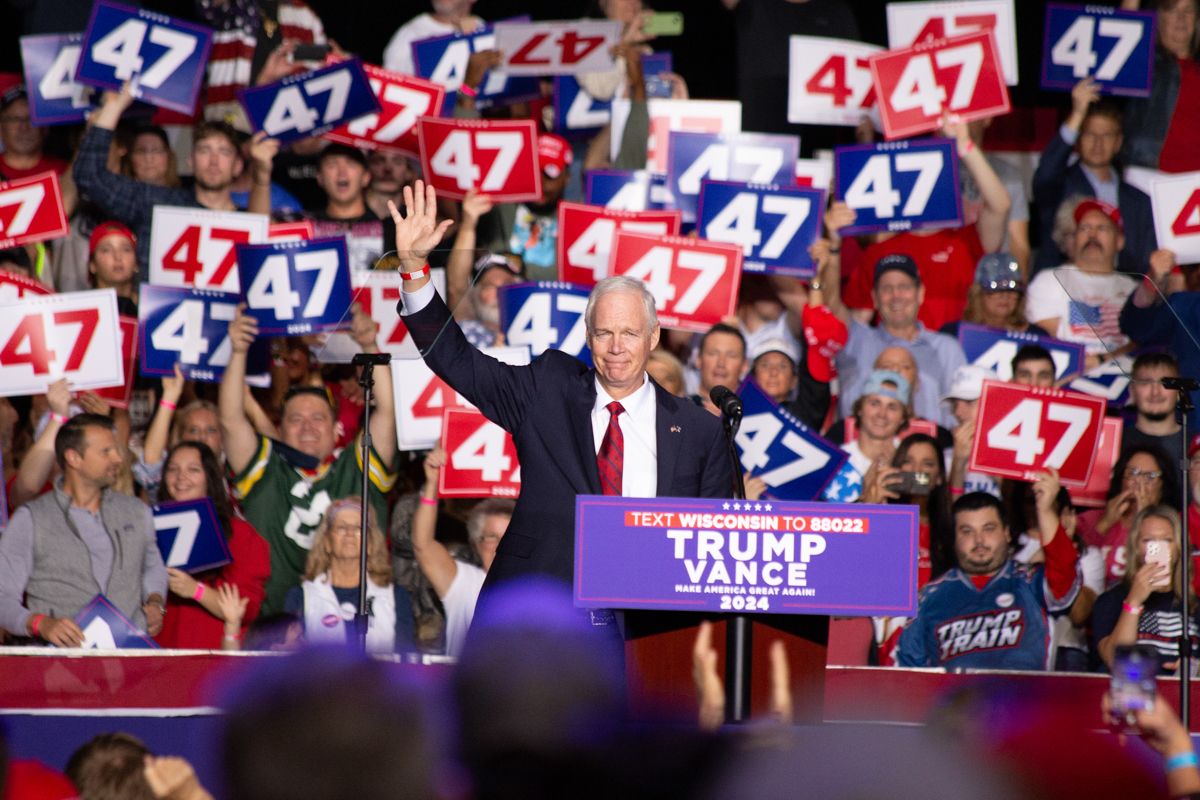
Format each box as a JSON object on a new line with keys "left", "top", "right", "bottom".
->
{"left": 1093, "top": 506, "right": 1200, "bottom": 675}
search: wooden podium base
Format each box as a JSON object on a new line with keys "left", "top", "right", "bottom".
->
{"left": 622, "top": 611, "right": 829, "bottom": 723}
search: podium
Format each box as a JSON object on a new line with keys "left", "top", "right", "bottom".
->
{"left": 574, "top": 496, "right": 919, "bottom": 724}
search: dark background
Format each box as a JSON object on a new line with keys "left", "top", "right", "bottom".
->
{"left": 0, "top": 0, "right": 1132, "bottom": 116}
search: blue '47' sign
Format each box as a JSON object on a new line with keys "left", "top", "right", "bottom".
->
{"left": 154, "top": 498, "right": 232, "bottom": 575}
{"left": 553, "top": 53, "right": 674, "bottom": 138}
{"left": 497, "top": 281, "right": 593, "bottom": 367}
{"left": 835, "top": 138, "right": 962, "bottom": 236}
{"left": 957, "top": 322, "right": 1086, "bottom": 381}
{"left": 1041, "top": 3, "right": 1157, "bottom": 98}
{"left": 412, "top": 18, "right": 541, "bottom": 116}
{"left": 21, "top": 33, "right": 98, "bottom": 125}
{"left": 239, "top": 57, "right": 380, "bottom": 143}
{"left": 76, "top": 0, "right": 213, "bottom": 114}
{"left": 235, "top": 237, "right": 353, "bottom": 336}
{"left": 139, "top": 285, "right": 271, "bottom": 383}
{"left": 698, "top": 180, "right": 826, "bottom": 278}
{"left": 667, "top": 131, "right": 799, "bottom": 224}
{"left": 585, "top": 169, "right": 670, "bottom": 211}
{"left": 735, "top": 378, "right": 846, "bottom": 501}
{"left": 74, "top": 595, "right": 158, "bottom": 649}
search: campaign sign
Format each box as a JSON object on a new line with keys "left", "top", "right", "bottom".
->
{"left": 149, "top": 207, "right": 270, "bottom": 293}
{"left": 412, "top": 17, "right": 542, "bottom": 115}
{"left": 795, "top": 158, "right": 834, "bottom": 191}
{"left": 235, "top": 238, "right": 352, "bottom": 336}
{"left": 869, "top": 31, "right": 1011, "bottom": 140}
{"left": 0, "top": 171, "right": 70, "bottom": 250}
{"left": 1041, "top": 3, "right": 1157, "bottom": 98}
{"left": 497, "top": 281, "right": 593, "bottom": 366}
{"left": 492, "top": 19, "right": 622, "bottom": 76}
{"left": 0, "top": 289, "right": 123, "bottom": 397}
{"left": 609, "top": 230, "right": 742, "bottom": 333}
{"left": 585, "top": 169, "right": 671, "bottom": 211}
{"left": 393, "top": 345, "right": 531, "bottom": 451}
{"left": 74, "top": 594, "right": 158, "bottom": 649}
{"left": 439, "top": 407, "right": 521, "bottom": 498}
{"left": 735, "top": 378, "right": 847, "bottom": 501}
{"left": 557, "top": 202, "right": 682, "bottom": 284}
{"left": 92, "top": 316, "right": 138, "bottom": 409}
{"left": 610, "top": 98, "right": 742, "bottom": 174}
{"left": 886, "top": 0, "right": 1019, "bottom": 86}
{"left": 0, "top": 269, "right": 53, "bottom": 303}
{"left": 238, "top": 57, "right": 381, "bottom": 143}
{"left": 139, "top": 285, "right": 271, "bottom": 383}
{"left": 154, "top": 498, "right": 232, "bottom": 574}
{"left": 968, "top": 379, "right": 1106, "bottom": 487}
{"left": 574, "top": 496, "right": 918, "bottom": 616}
{"left": 1149, "top": 171, "right": 1200, "bottom": 265}
{"left": 1068, "top": 355, "right": 1134, "bottom": 408}
{"left": 267, "top": 220, "right": 315, "bottom": 242}
{"left": 76, "top": 0, "right": 212, "bottom": 114}
{"left": 834, "top": 138, "right": 962, "bottom": 235}
{"left": 554, "top": 53, "right": 673, "bottom": 138}
{"left": 1069, "top": 416, "right": 1122, "bottom": 508}
{"left": 787, "top": 36, "right": 883, "bottom": 127}
{"left": 20, "top": 33, "right": 99, "bottom": 125}
{"left": 323, "top": 64, "right": 444, "bottom": 158}
{"left": 666, "top": 131, "right": 799, "bottom": 224}
{"left": 957, "top": 322, "right": 1086, "bottom": 381}
{"left": 417, "top": 117, "right": 541, "bottom": 202}
{"left": 697, "top": 181, "right": 825, "bottom": 278}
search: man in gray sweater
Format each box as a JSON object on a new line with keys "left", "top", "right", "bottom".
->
{"left": 0, "top": 414, "right": 166, "bottom": 646}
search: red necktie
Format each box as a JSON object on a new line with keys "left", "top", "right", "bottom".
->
{"left": 598, "top": 401, "right": 625, "bottom": 496}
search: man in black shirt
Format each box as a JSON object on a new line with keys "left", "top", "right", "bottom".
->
{"left": 1124, "top": 353, "right": 1185, "bottom": 485}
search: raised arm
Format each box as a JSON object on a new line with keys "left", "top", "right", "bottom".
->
{"left": 818, "top": 202, "right": 856, "bottom": 327}
{"left": 10, "top": 379, "right": 71, "bottom": 510}
{"left": 347, "top": 302, "right": 396, "bottom": 468}
{"left": 447, "top": 189, "right": 494, "bottom": 310}
{"left": 143, "top": 365, "right": 185, "bottom": 468}
{"left": 219, "top": 305, "right": 262, "bottom": 474}
{"left": 246, "top": 133, "right": 279, "bottom": 217}
{"left": 942, "top": 115, "right": 1011, "bottom": 252}
{"left": 411, "top": 446, "right": 459, "bottom": 597}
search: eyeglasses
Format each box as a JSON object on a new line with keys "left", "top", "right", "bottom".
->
{"left": 1127, "top": 468, "right": 1163, "bottom": 481}
{"left": 332, "top": 523, "right": 362, "bottom": 536}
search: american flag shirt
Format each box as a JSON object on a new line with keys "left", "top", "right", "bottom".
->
{"left": 1024, "top": 267, "right": 1137, "bottom": 355}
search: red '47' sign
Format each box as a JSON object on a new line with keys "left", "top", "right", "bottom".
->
{"left": 557, "top": 202, "right": 682, "bottom": 286}
{"left": 968, "top": 380, "right": 1106, "bottom": 487}
{"left": 0, "top": 288, "right": 124, "bottom": 397}
{"left": 149, "top": 207, "right": 270, "bottom": 293}
{"left": 92, "top": 316, "right": 138, "bottom": 409}
{"left": 492, "top": 19, "right": 622, "bottom": 76}
{"left": 0, "top": 268, "right": 53, "bottom": 302}
{"left": 609, "top": 231, "right": 742, "bottom": 333}
{"left": 869, "top": 30, "right": 1010, "bottom": 140}
{"left": 439, "top": 407, "right": 520, "bottom": 498}
{"left": 0, "top": 170, "right": 68, "bottom": 249}
{"left": 417, "top": 117, "right": 542, "bottom": 202}
{"left": 323, "top": 64, "right": 444, "bottom": 158}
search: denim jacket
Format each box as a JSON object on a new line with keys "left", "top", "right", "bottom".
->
{"left": 1122, "top": 48, "right": 1183, "bottom": 169}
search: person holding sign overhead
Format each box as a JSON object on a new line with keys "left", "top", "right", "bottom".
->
{"left": 153, "top": 442, "right": 269, "bottom": 650}
{"left": 0, "top": 414, "right": 167, "bottom": 647}
{"left": 391, "top": 180, "right": 732, "bottom": 589}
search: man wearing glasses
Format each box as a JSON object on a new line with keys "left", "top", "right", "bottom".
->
{"left": 1125, "top": 353, "right": 1185, "bottom": 486}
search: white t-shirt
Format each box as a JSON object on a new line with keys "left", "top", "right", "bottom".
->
{"left": 442, "top": 559, "right": 487, "bottom": 658}
{"left": 383, "top": 13, "right": 485, "bottom": 76}
{"left": 1023, "top": 266, "right": 1137, "bottom": 355}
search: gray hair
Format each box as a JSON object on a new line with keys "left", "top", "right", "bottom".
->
{"left": 584, "top": 276, "right": 659, "bottom": 334}
{"left": 467, "top": 498, "right": 515, "bottom": 543}
{"left": 1052, "top": 195, "right": 1090, "bottom": 259}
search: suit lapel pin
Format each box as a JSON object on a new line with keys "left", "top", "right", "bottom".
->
{"left": 671, "top": 425, "right": 681, "bottom": 433}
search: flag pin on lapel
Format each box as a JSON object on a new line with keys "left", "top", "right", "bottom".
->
{"left": 671, "top": 425, "right": 681, "bottom": 433}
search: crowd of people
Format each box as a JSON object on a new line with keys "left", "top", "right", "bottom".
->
{"left": 1, "top": 0, "right": 1200, "bottom": 778}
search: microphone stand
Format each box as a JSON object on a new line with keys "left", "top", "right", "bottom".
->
{"left": 351, "top": 352, "right": 391, "bottom": 654}
{"left": 1165, "top": 376, "right": 1198, "bottom": 729}
{"left": 718, "top": 399, "right": 750, "bottom": 722}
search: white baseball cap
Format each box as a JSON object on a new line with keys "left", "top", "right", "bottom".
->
{"left": 941, "top": 364, "right": 999, "bottom": 403}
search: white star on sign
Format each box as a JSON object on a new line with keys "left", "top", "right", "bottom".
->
{"left": 754, "top": 503, "right": 762, "bottom": 511}
{"left": 732, "top": 502, "right": 741, "bottom": 510}
{"left": 764, "top": 503, "right": 772, "bottom": 511}
{"left": 723, "top": 502, "right": 730, "bottom": 510}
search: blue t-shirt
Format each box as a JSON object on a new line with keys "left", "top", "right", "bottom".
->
{"left": 231, "top": 183, "right": 304, "bottom": 215}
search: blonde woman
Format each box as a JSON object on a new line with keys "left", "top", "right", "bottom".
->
{"left": 283, "top": 498, "right": 416, "bottom": 654}
{"left": 1093, "top": 506, "right": 1200, "bottom": 674}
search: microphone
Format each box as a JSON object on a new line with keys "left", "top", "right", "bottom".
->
{"left": 709, "top": 386, "right": 742, "bottom": 417}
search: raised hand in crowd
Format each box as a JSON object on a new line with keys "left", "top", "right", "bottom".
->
{"left": 254, "top": 41, "right": 299, "bottom": 87}
{"left": 1064, "top": 77, "right": 1101, "bottom": 132}
{"left": 11, "top": 377, "right": 72, "bottom": 509}
{"left": 860, "top": 460, "right": 902, "bottom": 505}
{"left": 1031, "top": 468, "right": 1064, "bottom": 546}
{"left": 348, "top": 301, "right": 381, "bottom": 352}
{"left": 1103, "top": 691, "right": 1200, "bottom": 798}
{"left": 91, "top": 84, "right": 136, "bottom": 130}
{"left": 446, "top": 188, "right": 495, "bottom": 309}
{"left": 214, "top": 584, "right": 248, "bottom": 652}
{"left": 143, "top": 755, "right": 216, "bottom": 800}
{"left": 457, "top": 49, "right": 504, "bottom": 110}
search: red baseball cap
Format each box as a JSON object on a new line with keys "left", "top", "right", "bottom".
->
{"left": 1073, "top": 199, "right": 1123, "bottom": 233}
{"left": 89, "top": 221, "right": 136, "bottom": 258}
{"left": 537, "top": 133, "right": 573, "bottom": 179}
{"left": 802, "top": 304, "right": 848, "bottom": 383}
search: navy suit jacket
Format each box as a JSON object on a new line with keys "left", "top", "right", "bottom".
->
{"left": 1031, "top": 129, "right": 1156, "bottom": 277}
{"left": 401, "top": 292, "right": 734, "bottom": 587}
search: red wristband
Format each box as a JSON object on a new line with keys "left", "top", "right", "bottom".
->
{"left": 399, "top": 265, "right": 430, "bottom": 281}
{"left": 30, "top": 614, "right": 45, "bottom": 637}
{"left": 193, "top": 584, "right": 206, "bottom": 602}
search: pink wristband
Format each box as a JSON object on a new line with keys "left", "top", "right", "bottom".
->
{"left": 160, "top": 399, "right": 177, "bottom": 411}
{"left": 420, "top": 495, "right": 438, "bottom": 506}
{"left": 49, "top": 412, "right": 67, "bottom": 425}
{"left": 30, "top": 614, "right": 45, "bottom": 637}
{"left": 193, "top": 584, "right": 206, "bottom": 602}
{"left": 1122, "top": 601, "right": 1143, "bottom": 615}
{"left": 958, "top": 139, "right": 975, "bottom": 158}
{"left": 458, "top": 83, "right": 478, "bottom": 98}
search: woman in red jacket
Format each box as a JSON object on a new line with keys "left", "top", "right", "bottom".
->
{"left": 153, "top": 441, "right": 270, "bottom": 649}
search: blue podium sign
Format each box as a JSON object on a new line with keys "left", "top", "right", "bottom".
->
{"left": 139, "top": 285, "right": 271, "bottom": 383}
{"left": 235, "top": 238, "right": 352, "bottom": 336}
{"left": 76, "top": 0, "right": 212, "bottom": 114}
{"left": 957, "top": 322, "right": 1086, "bottom": 381}
{"left": 1041, "top": 3, "right": 1157, "bottom": 98}
{"left": 74, "top": 594, "right": 159, "bottom": 648}
{"left": 834, "top": 138, "right": 962, "bottom": 236}
{"left": 574, "top": 495, "right": 918, "bottom": 616}
{"left": 153, "top": 498, "right": 232, "bottom": 575}
{"left": 698, "top": 180, "right": 825, "bottom": 278}
{"left": 497, "top": 281, "right": 593, "bottom": 366}
{"left": 238, "top": 57, "right": 380, "bottom": 143}
{"left": 667, "top": 131, "right": 799, "bottom": 224}
{"left": 736, "top": 378, "right": 847, "bottom": 500}
{"left": 412, "top": 18, "right": 541, "bottom": 116}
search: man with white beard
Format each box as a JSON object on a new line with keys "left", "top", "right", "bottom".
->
{"left": 458, "top": 256, "right": 522, "bottom": 349}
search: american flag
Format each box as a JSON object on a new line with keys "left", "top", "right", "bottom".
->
{"left": 1068, "top": 300, "right": 1123, "bottom": 342}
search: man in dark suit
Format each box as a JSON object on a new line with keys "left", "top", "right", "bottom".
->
{"left": 391, "top": 182, "right": 733, "bottom": 588}
{"left": 1031, "top": 78, "right": 1156, "bottom": 277}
